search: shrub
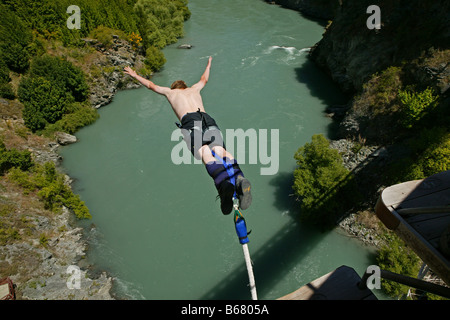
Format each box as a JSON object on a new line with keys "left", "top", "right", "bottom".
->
{"left": 44, "top": 103, "right": 99, "bottom": 135}
{"left": 377, "top": 234, "right": 420, "bottom": 298}
{"left": 37, "top": 169, "right": 91, "bottom": 219}
{"left": 145, "top": 46, "right": 166, "bottom": 72}
{"left": 39, "top": 233, "right": 49, "bottom": 247}
{"left": 0, "top": 60, "right": 10, "bottom": 83}
{"left": 0, "top": 223, "right": 21, "bottom": 245}
{"left": 389, "top": 127, "right": 450, "bottom": 182}
{"left": 399, "top": 86, "right": 439, "bottom": 128}
{"left": 0, "top": 141, "right": 33, "bottom": 175}
{"left": 414, "top": 130, "right": 450, "bottom": 177}
{"left": 0, "top": 82, "right": 15, "bottom": 99}
{"left": 8, "top": 168, "right": 36, "bottom": 193}
{"left": 8, "top": 161, "right": 91, "bottom": 219}
{"left": 359, "top": 66, "right": 403, "bottom": 115}
{"left": 89, "top": 26, "right": 126, "bottom": 49}
{"left": 129, "top": 32, "right": 143, "bottom": 50}
{"left": 421, "top": 140, "right": 450, "bottom": 174}
{"left": 293, "top": 134, "right": 356, "bottom": 226}
{"left": 18, "top": 56, "right": 89, "bottom": 132}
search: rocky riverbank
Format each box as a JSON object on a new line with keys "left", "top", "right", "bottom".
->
{"left": 328, "top": 139, "right": 389, "bottom": 248}
{"left": 83, "top": 35, "right": 145, "bottom": 109}
{"left": 0, "top": 131, "right": 114, "bottom": 299}
{"left": 0, "top": 34, "right": 148, "bottom": 300}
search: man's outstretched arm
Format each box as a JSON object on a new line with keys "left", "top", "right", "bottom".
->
{"left": 124, "top": 66, "right": 170, "bottom": 95}
{"left": 192, "top": 56, "right": 212, "bottom": 90}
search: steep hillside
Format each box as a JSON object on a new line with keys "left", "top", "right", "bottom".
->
{"left": 0, "top": 0, "right": 190, "bottom": 299}
{"left": 309, "top": 0, "right": 449, "bottom": 94}
{"left": 279, "top": 0, "right": 449, "bottom": 298}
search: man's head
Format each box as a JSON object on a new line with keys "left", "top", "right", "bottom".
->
{"left": 171, "top": 80, "right": 188, "bottom": 90}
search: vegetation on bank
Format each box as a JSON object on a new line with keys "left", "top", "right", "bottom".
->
{"left": 0, "top": 0, "right": 190, "bottom": 241}
{"left": 0, "top": 0, "right": 191, "bottom": 130}
{"left": 293, "top": 48, "right": 449, "bottom": 299}
{"left": 293, "top": 134, "right": 358, "bottom": 227}
{"left": 0, "top": 1, "right": 190, "bottom": 298}
{"left": 18, "top": 55, "right": 92, "bottom": 133}
{"left": 0, "top": 140, "right": 91, "bottom": 221}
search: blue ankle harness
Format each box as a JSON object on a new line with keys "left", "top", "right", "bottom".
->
{"left": 211, "top": 151, "right": 250, "bottom": 244}
{"left": 211, "top": 150, "right": 237, "bottom": 199}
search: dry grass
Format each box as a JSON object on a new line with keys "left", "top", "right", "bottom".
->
{"left": 418, "top": 48, "right": 450, "bottom": 86}
{"left": 355, "top": 209, "right": 387, "bottom": 235}
{"left": 0, "top": 103, "right": 55, "bottom": 156}
{"left": 0, "top": 99, "right": 23, "bottom": 120}
{"left": 422, "top": 48, "right": 450, "bottom": 69}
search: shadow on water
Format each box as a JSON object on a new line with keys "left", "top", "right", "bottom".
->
{"left": 264, "top": 0, "right": 330, "bottom": 28}
{"left": 295, "top": 59, "right": 349, "bottom": 140}
{"left": 200, "top": 214, "right": 325, "bottom": 300}
{"left": 268, "top": 171, "right": 297, "bottom": 213}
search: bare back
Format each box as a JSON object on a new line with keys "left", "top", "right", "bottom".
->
{"left": 125, "top": 56, "right": 212, "bottom": 121}
{"left": 164, "top": 87, "right": 206, "bottom": 120}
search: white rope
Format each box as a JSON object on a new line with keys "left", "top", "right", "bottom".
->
{"left": 233, "top": 200, "right": 257, "bottom": 300}
{"left": 242, "top": 243, "right": 257, "bottom": 300}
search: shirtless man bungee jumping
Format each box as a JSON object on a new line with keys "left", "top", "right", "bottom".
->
{"left": 124, "top": 57, "right": 252, "bottom": 215}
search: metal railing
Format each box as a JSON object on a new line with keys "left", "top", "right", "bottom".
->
{"left": 358, "top": 268, "right": 450, "bottom": 299}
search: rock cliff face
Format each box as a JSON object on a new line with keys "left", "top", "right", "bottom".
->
{"left": 277, "top": 0, "right": 449, "bottom": 145}
{"left": 84, "top": 36, "right": 146, "bottom": 109}
{"left": 308, "top": 0, "right": 450, "bottom": 94}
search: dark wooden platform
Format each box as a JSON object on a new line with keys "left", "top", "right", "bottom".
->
{"left": 375, "top": 170, "right": 450, "bottom": 285}
{"left": 278, "top": 265, "right": 377, "bottom": 300}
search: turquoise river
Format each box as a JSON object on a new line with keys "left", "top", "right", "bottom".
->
{"left": 60, "top": 0, "right": 384, "bottom": 299}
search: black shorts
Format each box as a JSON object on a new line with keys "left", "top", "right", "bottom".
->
{"left": 178, "top": 110, "right": 225, "bottom": 159}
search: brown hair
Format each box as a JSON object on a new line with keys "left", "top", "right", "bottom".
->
{"left": 170, "top": 80, "right": 187, "bottom": 89}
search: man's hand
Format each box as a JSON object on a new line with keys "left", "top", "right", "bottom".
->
{"left": 123, "top": 65, "right": 170, "bottom": 95}
{"left": 124, "top": 66, "right": 137, "bottom": 78}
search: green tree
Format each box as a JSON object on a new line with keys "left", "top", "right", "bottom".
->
{"left": 44, "top": 103, "right": 99, "bottom": 135}
{"left": 0, "top": 60, "right": 14, "bottom": 98}
{"left": 18, "top": 56, "right": 89, "bottom": 132}
{"left": 134, "top": 0, "right": 190, "bottom": 49}
{"left": 293, "top": 134, "right": 356, "bottom": 226}
{"left": 390, "top": 127, "right": 450, "bottom": 182}
{"left": 0, "top": 4, "right": 33, "bottom": 73}
{"left": 19, "top": 76, "right": 68, "bottom": 131}
{"left": 28, "top": 55, "right": 89, "bottom": 102}
{"left": 145, "top": 46, "right": 166, "bottom": 72}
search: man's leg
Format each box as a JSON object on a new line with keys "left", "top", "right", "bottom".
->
{"left": 202, "top": 145, "right": 252, "bottom": 212}
{"left": 211, "top": 146, "right": 252, "bottom": 211}
{"left": 200, "top": 145, "right": 235, "bottom": 214}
